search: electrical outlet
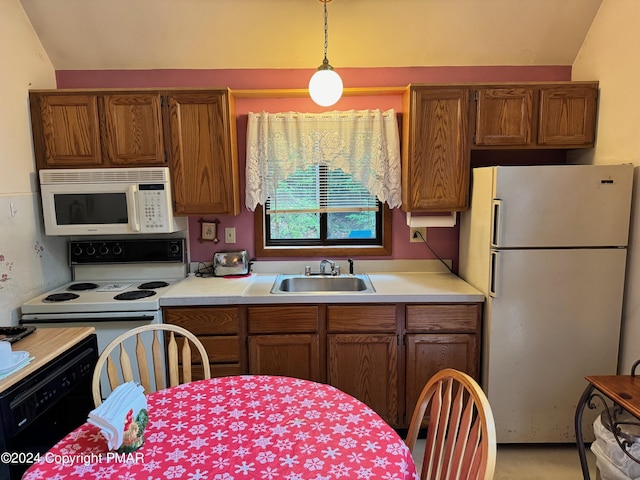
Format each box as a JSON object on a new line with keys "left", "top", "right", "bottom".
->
{"left": 225, "top": 227, "right": 236, "bottom": 244}
{"left": 410, "top": 227, "right": 426, "bottom": 243}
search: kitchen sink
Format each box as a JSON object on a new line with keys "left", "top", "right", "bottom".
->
{"left": 270, "top": 274, "right": 376, "bottom": 294}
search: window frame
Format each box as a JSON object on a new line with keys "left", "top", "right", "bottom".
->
{"left": 254, "top": 204, "right": 393, "bottom": 258}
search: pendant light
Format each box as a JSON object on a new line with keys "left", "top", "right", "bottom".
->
{"left": 308, "top": 0, "right": 343, "bottom": 107}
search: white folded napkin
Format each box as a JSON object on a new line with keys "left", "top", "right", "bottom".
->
{"left": 88, "top": 382, "right": 147, "bottom": 451}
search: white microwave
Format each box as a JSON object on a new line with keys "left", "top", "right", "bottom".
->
{"left": 39, "top": 167, "right": 187, "bottom": 236}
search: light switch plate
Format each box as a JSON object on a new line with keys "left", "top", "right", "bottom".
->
{"left": 225, "top": 227, "right": 236, "bottom": 244}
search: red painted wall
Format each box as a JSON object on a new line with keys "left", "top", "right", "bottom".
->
{"left": 56, "top": 66, "right": 572, "bottom": 268}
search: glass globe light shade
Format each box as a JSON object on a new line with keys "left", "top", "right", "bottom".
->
{"left": 309, "top": 66, "right": 343, "bottom": 107}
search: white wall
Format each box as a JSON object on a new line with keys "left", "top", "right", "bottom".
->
{"left": 572, "top": 0, "right": 640, "bottom": 372}
{"left": 0, "top": 0, "right": 69, "bottom": 325}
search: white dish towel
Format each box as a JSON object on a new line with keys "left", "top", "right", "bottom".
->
{"left": 87, "top": 382, "right": 147, "bottom": 451}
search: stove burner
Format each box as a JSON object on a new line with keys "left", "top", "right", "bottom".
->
{"left": 67, "top": 282, "right": 99, "bottom": 291}
{"left": 137, "top": 281, "right": 169, "bottom": 290}
{"left": 114, "top": 290, "right": 156, "bottom": 301}
{"left": 44, "top": 292, "right": 80, "bottom": 302}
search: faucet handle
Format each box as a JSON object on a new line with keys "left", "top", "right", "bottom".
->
{"left": 304, "top": 265, "right": 311, "bottom": 276}
{"left": 334, "top": 265, "right": 341, "bottom": 276}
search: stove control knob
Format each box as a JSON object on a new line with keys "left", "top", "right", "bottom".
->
{"left": 99, "top": 245, "right": 109, "bottom": 256}
{"left": 86, "top": 245, "right": 96, "bottom": 256}
{"left": 112, "top": 245, "right": 123, "bottom": 256}
{"left": 72, "top": 246, "right": 83, "bottom": 257}
{"left": 169, "top": 243, "right": 181, "bottom": 255}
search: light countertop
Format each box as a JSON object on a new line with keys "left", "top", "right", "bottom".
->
{"left": 160, "top": 271, "right": 484, "bottom": 306}
{"left": 0, "top": 327, "right": 95, "bottom": 392}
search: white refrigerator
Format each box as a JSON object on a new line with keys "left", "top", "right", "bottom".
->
{"left": 459, "top": 164, "right": 634, "bottom": 443}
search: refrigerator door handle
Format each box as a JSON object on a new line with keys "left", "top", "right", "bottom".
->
{"left": 491, "top": 199, "right": 503, "bottom": 247}
{"left": 489, "top": 250, "right": 499, "bottom": 297}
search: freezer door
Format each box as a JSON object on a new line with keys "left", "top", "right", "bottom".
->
{"left": 491, "top": 164, "right": 633, "bottom": 248}
{"left": 485, "top": 247, "right": 626, "bottom": 443}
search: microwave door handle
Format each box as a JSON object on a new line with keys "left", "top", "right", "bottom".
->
{"left": 129, "top": 184, "right": 141, "bottom": 232}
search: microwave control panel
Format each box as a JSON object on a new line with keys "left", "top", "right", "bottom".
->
{"left": 138, "top": 184, "right": 171, "bottom": 232}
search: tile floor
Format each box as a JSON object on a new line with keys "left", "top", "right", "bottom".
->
{"left": 411, "top": 441, "right": 599, "bottom": 479}
{"left": 493, "top": 444, "right": 597, "bottom": 480}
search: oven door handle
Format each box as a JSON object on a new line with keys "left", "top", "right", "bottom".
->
{"left": 21, "top": 312, "right": 159, "bottom": 323}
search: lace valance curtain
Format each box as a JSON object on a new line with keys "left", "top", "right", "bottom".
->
{"left": 245, "top": 109, "right": 402, "bottom": 211}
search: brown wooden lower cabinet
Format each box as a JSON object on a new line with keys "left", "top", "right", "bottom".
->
{"left": 247, "top": 305, "right": 321, "bottom": 382}
{"left": 163, "top": 306, "right": 242, "bottom": 380}
{"left": 249, "top": 334, "right": 320, "bottom": 381}
{"left": 405, "top": 333, "right": 478, "bottom": 424}
{"left": 163, "top": 301, "right": 482, "bottom": 428}
{"left": 327, "top": 333, "right": 399, "bottom": 426}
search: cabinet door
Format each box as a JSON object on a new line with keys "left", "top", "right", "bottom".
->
{"left": 537, "top": 85, "right": 597, "bottom": 147}
{"left": 405, "top": 333, "right": 478, "bottom": 425}
{"left": 402, "top": 87, "right": 471, "bottom": 212}
{"left": 249, "top": 334, "right": 320, "bottom": 381}
{"left": 167, "top": 91, "right": 240, "bottom": 215}
{"left": 475, "top": 87, "right": 534, "bottom": 146}
{"left": 103, "top": 93, "right": 165, "bottom": 165}
{"left": 327, "top": 333, "right": 398, "bottom": 426}
{"left": 31, "top": 93, "right": 103, "bottom": 168}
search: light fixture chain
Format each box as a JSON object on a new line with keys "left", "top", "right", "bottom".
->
{"left": 323, "top": 0, "right": 329, "bottom": 64}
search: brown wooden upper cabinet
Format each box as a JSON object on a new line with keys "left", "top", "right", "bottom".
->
{"left": 30, "top": 88, "right": 241, "bottom": 216}
{"left": 30, "top": 91, "right": 165, "bottom": 169}
{"left": 473, "top": 82, "right": 598, "bottom": 148}
{"left": 167, "top": 90, "right": 240, "bottom": 216}
{"left": 402, "top": 86, "right": 471, "bottom": 213}
{"left": 474, "top": 86, "right": 534, "bottom": 146}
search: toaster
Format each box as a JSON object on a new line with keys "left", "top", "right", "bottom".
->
{"left": 213, "top": 250, "right": 250, "bottom": 277}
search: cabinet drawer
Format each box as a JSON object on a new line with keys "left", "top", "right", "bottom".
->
{"left": 190, "top": 363, "right": 241, "bottom": 381}
{"left": 406, "top": 304, "right": 480, "bottom": 332}
{"left": 163, "top": 307, "right": 239, "bottom": 335}
{"left": 327, "top": 305, "right": 397, "bottom": 332}
{"left": 248, "top": 306, "right": 319, "bottom": 333}
{"left": 176, "top": 336, "right": 240, "bottom": 363}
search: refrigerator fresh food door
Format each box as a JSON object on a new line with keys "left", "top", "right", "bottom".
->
{"left": 491, "top": 164, "right": 633, "bottom": 248}
{"left": 486, "top": 247, "right": 626, "bottom": 443}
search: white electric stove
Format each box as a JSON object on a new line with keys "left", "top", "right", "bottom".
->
{"left": 20, "top": 273, "right": 184, "bottom": 320}
{"left": 20, "top": 239, "right": 186, "bottom": 337}
{"left": 20, "top": 239, "right": 188, "bottom": 395}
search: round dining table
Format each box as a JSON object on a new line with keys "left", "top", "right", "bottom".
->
{"left": 23, "top": 375, "right": 419, "bottom": 479}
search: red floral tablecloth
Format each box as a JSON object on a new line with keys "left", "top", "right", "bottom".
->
{"left": 24, "top": 375, "right": 419, "bottom": 479}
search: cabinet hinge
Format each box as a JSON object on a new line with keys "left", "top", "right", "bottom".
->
{"left": 474, "top": 90, "right": 478, "bottom": 101}
{"left": 473, "top": 133, "right": 477, "bottom": 145}
{"left": 164, "top": 150, "right": 168, "bottom": 163}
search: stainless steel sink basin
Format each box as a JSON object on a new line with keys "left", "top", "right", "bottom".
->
{"left": 270, "top": 274, "right": 375, "bottom": 294}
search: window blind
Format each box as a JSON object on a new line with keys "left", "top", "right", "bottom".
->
{"left": 265, "top": 165, "right": 379, "bottom": 214}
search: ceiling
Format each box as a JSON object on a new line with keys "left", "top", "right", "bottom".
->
{"left": 18, "top": 0, "right": 603, "bottom": 71}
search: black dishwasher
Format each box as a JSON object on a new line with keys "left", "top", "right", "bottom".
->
{"left": 0, "top": 334, "right": 98, "bottom": 479}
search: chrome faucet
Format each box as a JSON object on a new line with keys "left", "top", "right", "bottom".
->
{"left": 319, "top": 259, "right": 336, "bottom": 275}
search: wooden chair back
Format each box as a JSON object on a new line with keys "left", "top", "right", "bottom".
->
{"left": 405, "top": 368, "right": 496, "bottom": 480}
{"left": 92, "top": 324, "right": 211, "bottom": 406}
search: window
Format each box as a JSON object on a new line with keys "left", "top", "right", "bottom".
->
{"left": 265, "top": 165, "right": 382, "bottom": 246}
{"left": 246, "top": 110, "right": 400, "bottom": 257}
